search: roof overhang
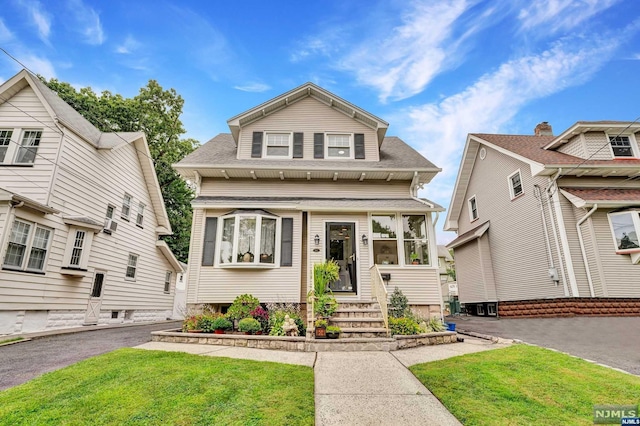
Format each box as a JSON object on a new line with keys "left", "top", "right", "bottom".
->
{"left": 545, "top": 121, "right": 640, "bottom": 150}
{"left": 156, "top": 240, "right": 184, "bottom": 272}
{"left": 63, "top": 216, "right": 104, "bottom": 231}
{"left": 560, "top": 188, "right": 640, "bottom": 209}
{"left": 226, "top": 82, "right": 389, "bottom": 146}
{"left": 0, "top": 188, "right": 58, "bottom": 214}
{"left": 545, "top": 164, "right": 640, "bottom": 178}
{"left": 447, "top": 221, "right": 490, "bottom": 249}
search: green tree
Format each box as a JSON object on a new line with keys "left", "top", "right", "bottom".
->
{"left": 41, "top": 77, "right": 198, "bottom": 262}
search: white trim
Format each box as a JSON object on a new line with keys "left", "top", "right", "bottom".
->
{"left": 468, "top": 194, "right": 478, "bottom": 222}
{"left": 606, "top": 132, "right": 639, "bottom": 159}
{"left": 322, "top": 220, "right": 361, "bottom": 296}
{"left": 62, "top": 227, "right": 94, "bottom": 269}
{"left": 263, "top": 131, "right": 293, "bottom": 159}
{"left": 2, "top": 217, "right": 53, "bottom": 273}
{"left": 125, "top": 253, "right": 138, "bottom": 281}
{"left": 214, "top": 212, "right": 281, "bottom": 267}
{"left": 325, "top": 132, "right": 354, "bottom": 160}
{"left": 507, "top": 169, "right": 524, "bottom": 200}
{"left": 550, "top": 185, "right": 579, "bottom": 297}
{"left": 121, "top": 193, "right": 132, "bottom": 221}
{"left": 607, "top": 210, "right": 640, "bottom": 254}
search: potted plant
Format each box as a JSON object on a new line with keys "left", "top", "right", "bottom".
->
{"left": 314, "top": 292, "right": 338, "bottom": 319}
{"left": 326, "top": 325, "right": 341, "bottom": 339}
{"left": 410, "top": 252, "right": 420, "bottom": 265}
{"left": 209, "top": 317, "right": 232, "bottom": 334}
{"left": 314, "top": 319, "right": 328, "bottom": 338}
{"left": 238, "top": 317, "right": 262, "bottom": 335}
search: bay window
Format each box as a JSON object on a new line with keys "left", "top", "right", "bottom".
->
{"left": 371, "top": 213, "right": 430, "bottom": 266}
{"left": 218, "top": 212, "right": 279, "bottom": 266}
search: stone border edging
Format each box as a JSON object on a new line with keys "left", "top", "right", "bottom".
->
{"left": 456, "top": 329, "right": 516, "bottom": 344}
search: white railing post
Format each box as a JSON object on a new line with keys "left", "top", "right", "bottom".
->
{"left": 369, "top": 264, "right": 389, "bottom": 335}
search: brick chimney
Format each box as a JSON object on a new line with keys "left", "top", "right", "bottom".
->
{"left": 534, "top": 122, "right": 553, "bottom": 136}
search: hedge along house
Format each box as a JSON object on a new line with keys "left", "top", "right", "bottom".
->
{"left": 446, "top": 121, "right": 640, "bottom": 318}
{"left": 173, "top": 83, "right": 445, "bottom": 327}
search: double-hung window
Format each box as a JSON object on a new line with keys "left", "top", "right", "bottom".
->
{"left": 69, "top": 230, "right": 86, "bottom": 266}
{"left": 264, "top": 132, "right": 291, "bottom": 157}
{"left": 371, "top": 214, "right": 430, "bottom": 266}
{"left": 15, "top": 130, "right": 42, "bottom": 164}
{"left": 3, "top": 219, "right": 52, "bottom": 272}
{"left": 218, "top": 212, "right": 279, "bottom": 266}
{"left": 136, "top": 203, "right": 145, "bottom": 227}
{"left": 508, "top": 170, "right": 523, "bottom": 199}
{"left": 0, "top": 130, "right": 13, "bottom": 162}
{"left": 468, "top": 196, "right": 478, "bottom": 221}
{"left": 121, "top": 194, "right": 132, "bottom": 220}
{"left": 608, "top": 211, "right": 640, "bottom": 253}
{"left": 327, "top": 134, "right": 352, "bottom": 158}
{"left": 164, "top": 271, "right": 171, "bottom": 293}
{"left": 609, "top": 135, "right": 634, "bottom": 158}
{"left": 126, "top": 254, "right": 138, "bottom": 279}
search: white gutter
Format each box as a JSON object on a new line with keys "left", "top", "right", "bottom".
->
{"left": 576, "top": 204, "right": 598, "bottom": 297}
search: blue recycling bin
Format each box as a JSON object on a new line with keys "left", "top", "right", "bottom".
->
{"left": 446, "top": 322, "right": 456, "bottom": 332}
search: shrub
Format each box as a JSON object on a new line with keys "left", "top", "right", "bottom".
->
{"left": 313, "top": 292, "right": 338, "bottom": 318}
{"left": 311, "top": 260, "right": 340, "bottom": 297}
{"left": 238, "top": 318, "right": 262, "bottom": 334}
{"left": 226, "top": 294, "right": 260, "bottom": 321}
{"left": 389, "top": 287, "right": 409, "bottom": 318}
{"left": 326, "top": 325, "right": 341, "bottom": 333}
{"left": 314, "top": 319, "right": 327, "bottom": 328}
{"left": 202, "top": 317, "right": 232, "bottom": 332}
{"left": 250, "top": 306, "right": 269, "bottom": 332}
{"left": 428, "top": 317, "right": 445, "bottom": 332}
{"left": 182, "top": 315, "right": 203, "bottom": 332}
{"left": 389, "top": 316, "right": 421, "bottom": 335}
{"left": 268, "top": 306, "right": 306, "bottom": 336}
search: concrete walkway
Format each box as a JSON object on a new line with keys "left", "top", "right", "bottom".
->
{"left": 137, "top": 336, "right": 509, "bottom": 425}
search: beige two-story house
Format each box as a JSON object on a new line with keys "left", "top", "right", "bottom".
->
{"left": 446, "top": 121, "right": 640, "bottom": 317}
{"left": 0, "top": 70, "right": 182, "bottom": 334}
{"left": 174, "top": 83, "right": 445, "bottom": 321}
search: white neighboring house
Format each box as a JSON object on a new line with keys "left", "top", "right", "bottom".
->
{"left": 172, "top": 262, "right": 188, "bottom": 319}
{"left": 0, "top": 69, "right": 183, "bottom": 335}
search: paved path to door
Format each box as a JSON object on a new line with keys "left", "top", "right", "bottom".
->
{"left": 138, "top": 336, "right": 508, "bottom": 425}
{"left": 448, "top": 316, "right": 640, "bottom": 375}
{"left": 0, "top": 321, "right": 180, "bottom": 391}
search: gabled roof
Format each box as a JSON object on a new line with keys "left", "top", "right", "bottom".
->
{"left": 545, "top": 121, "right": 640, "bottom": 150}
{"left": 226, "top": 82, "right": 389, "bottom": 146}
{"left": 437, "top": 245, "right": 453, "bottom": 260}
{"left": 447, "top": 221, "right": 490, "bottom": 249}
{"left": 0, "top": 69, "right": 172, "bottom": 234}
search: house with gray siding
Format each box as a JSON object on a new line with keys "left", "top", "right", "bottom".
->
{"left": 445, "top": 121, "right": 640, "bottom": 317}
{"left": 173, "top": 83, "right": 445, "bottom": 332}
{"left": 0, "top": 69, "right": 182, "bottom": 335}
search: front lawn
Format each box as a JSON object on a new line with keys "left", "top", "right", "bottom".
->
{"left": 410, "top": 345, "right": 640, "bottom": 425}
{"left": 0, "top": 348, "right": 314, "bottom": 426}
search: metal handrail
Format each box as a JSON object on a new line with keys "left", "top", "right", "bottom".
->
{"left": 370, "top": 264, "right": 389, "bottom": 335}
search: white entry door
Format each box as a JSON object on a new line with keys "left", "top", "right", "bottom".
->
{"left": 84, "top": 272, "right": 105, "bottom": 325}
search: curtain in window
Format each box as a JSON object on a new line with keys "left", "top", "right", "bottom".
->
{"left": 260, "top": 218, "right": 276, "bottom": 263}
{"left": 220, "top": 217, "right": 235, "bottom": 263}
{"left": 403, "top": 215, "right": 429, "bottom": 265}
{"left": 238, "top": 217, "right": 256, "bottom": 261}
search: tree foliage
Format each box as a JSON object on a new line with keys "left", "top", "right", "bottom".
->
{"left": 41, "top": 77, "right": 198, "bottom": 262}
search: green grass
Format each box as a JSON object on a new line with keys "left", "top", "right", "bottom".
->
{"left": 0, "top": 348, "right": 314, "bottom": 426}
{"left": 0, "top": 337, "right": 23, "bottom": 345}
{"left": 410, "top": 345, "right": 640, "bottom": 426}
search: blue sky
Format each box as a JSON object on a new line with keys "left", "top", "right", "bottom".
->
{"left": 1, "top": 0, "right": 640, "bottom": 243}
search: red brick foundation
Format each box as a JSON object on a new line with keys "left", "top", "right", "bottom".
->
{"left": 498, "top": 298, "right": 640, "bottom": 318}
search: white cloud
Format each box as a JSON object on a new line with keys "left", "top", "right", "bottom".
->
{"left": 518, "top": 0, "right": 620, "bottom": 33}
{"left": 396, "top": 33, "right": 630, "bottom": 244}
{"left": 234, "top": 82, "right": 271, "bottom": 93}
{"left": 116, "top": 35, "right": 142, "bottom": 54}
{"left": 17, "top": 0, "right": 52, "bottom": 43}
{"left": 0, "top": 19, "right": 14, "bottom": 42}
{"left": 19, "top": 54, "right": 56, "bottom": 78}
{"left": 66, "top": 0, "right": 105, "bottom": 45}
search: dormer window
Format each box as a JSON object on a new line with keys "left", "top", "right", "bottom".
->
{"left": 265, "top": 132, "right": 291, "bottom": 158}
{"left": 327, "top": 133, "right": 353, "bottom": 158}
{"left": 609, "top": 135, "right": 635, "bottom": 158}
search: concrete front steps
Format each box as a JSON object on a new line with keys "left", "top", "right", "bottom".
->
{"left": 331, "top": 301, "right": 389, "bottom": 338}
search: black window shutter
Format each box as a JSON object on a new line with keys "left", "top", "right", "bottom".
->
{"left": 281, "top": 218, "right": 293, "bottom": 267}
{"left": 202, "top": 217, "right": 218, "bottom": 266}
{"left": 314, "top": 133, "right": 324, "bottom": 159}
{"left": 293, "top": 132, "right": 304, "bottom": 158}
{"left": 354, "top": 133, "right": 365, "bottom": 159}
{"left": 251, "top": 132, "right": 263, "bottom": 158}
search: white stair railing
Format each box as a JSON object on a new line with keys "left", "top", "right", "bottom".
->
{"left": 370, "top": 264, "right": 389, "bottom": 335}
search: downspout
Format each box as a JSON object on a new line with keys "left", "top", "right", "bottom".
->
{"left": 576, "top": 204, "right": 597, "bottom": 297}
{"left": 534, "top": 184, "right": 556, "bottom": 284}
{"left": 545, "top": 169, "right": 570, "bottom": 296}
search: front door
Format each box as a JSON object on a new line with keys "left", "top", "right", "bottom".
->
{"left": 84, "top": 272, "right": 105, "bottom": 325}
{"left": 326, "top": 222, "right": 357, "bottom": 293}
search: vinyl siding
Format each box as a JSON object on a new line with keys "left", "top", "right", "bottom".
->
{"left": 237, "top": 96, "right": 379, "bottom": 161}
{"left": 454, "top": 144, "right": 565, "bottom": 301}
{"left": 558, "top": 134, "right": 587, "bottom": 158}
{"left": 580, "top": 216, "right": 605, "bottom": 296}
{"left": 454, "top": 240, "right": 485, "bottom": 304}
{"left": 588, "top": 210, "right": 640, "bottom": 297}
{"left": 377, "top": 267, "right": 441, "bottom": 305}
{"left": 190, "top": 208, "right": 303, "bottom": 304}
{"left": 584, "top": 131, "right": 613, "bottom": 160}
{"left": 0, "top": 86, "right": 59, "bottom": 204}
{"left": 560, "top": 195, "right": 589, "bottom": 297}
{"left": 200, "top": 178, "right": 410, "bottom": 199}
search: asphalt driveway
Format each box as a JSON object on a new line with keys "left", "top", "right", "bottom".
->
{"left": 447, "top": 315, "right": 640, "bottom": 375}
{"left": 0, "top": 322, "right": 180, "bottom": 391}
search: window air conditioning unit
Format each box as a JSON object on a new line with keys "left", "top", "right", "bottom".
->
{"left": 104, "top": 218, "right": 118, "bottom": 234}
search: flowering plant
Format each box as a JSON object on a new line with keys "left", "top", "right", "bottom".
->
{"left": 250, "top": 306, "right": 269, "bottom": 332}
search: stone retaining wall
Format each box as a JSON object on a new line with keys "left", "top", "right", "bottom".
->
{"left": 498, "top": 298, "right": 640, "bottom": 318}
{"left": 151, "top": 330, "right": 458, "bottom": 352}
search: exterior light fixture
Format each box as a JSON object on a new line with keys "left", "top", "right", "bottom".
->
{"left": 362, "top": 234, "right": 368, "bottom": 245}
{"left": 314, "top": 234, "right": 320, "bottom": 245}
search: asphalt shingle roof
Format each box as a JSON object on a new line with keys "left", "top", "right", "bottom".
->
{"left": 561, "top": 187, "right": 640, "bottom": 202}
